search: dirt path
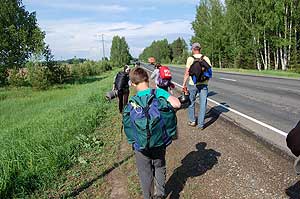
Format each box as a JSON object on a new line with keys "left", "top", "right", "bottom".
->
{"left": 164, "top": 108, "right": 299, "bottom": 198}
{"left": 106, "top": 140, "right": 130, "bottom": 199}
{"left": 80, "top": 104, "right": 299, "bottom": 199}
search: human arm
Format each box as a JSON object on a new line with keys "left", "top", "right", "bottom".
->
{"left": 182, "top": 57, "right": 193, "bottom": 92}
{"left": 167, "top": 95, "right": 181, "bottom": 109}
{"left": 157, "top": 88, "right": 181, "bottom": 109}
{"left": 150, "top": 69, "right": 158, "bottom": 80}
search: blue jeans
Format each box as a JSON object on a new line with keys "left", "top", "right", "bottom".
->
{"left": 187, "top": 84, "right": 208, "bottom": 128}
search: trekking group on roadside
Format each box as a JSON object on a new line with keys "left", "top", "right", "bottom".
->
{"left": 110, "top": 42, "right": 212, "bottom": 199}
{"left": 111, "top": 42, "right": 300, "bottom": 199}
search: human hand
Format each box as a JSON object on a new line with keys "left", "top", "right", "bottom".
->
{"left": 182, "top": 86, "right": 188, "bottom": 93}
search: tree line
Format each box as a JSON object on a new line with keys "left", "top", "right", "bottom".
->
{"left": 0, "top": 0, "right": 134, "bottom": 89}
{"left": 139, "top": 38, "right": 189, "bottom": 64}
{"left": 191, "top": 0, "right": 300, "bottom": 71}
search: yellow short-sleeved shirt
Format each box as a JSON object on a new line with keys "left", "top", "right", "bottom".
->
{"left": 186, "top": 54, "right": 212, "bottom": 85}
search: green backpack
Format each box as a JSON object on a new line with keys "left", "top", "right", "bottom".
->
{"left": 122, "top": 89, "right": 177, "bottom": 151}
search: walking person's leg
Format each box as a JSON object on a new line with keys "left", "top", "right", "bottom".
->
{"left": 118, "top": 90, "right": 124, "bottom": 113}
{"left": 123, "top": 89, "right": 129, "bottom": 106}
{"left": 197, "top": 85, "right": 208, "bottom": 129}
{"left": 135, "top": 151, "right": 154, "bottom": 199}
{"left": 152, "top": 148, "right": 166, "bottom": 197}
{"left": 187, "top": 84, "right": 198, "bottom": 125}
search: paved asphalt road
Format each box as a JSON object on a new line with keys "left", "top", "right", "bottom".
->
{"left": 143, "top": 64, "right": 300, "bottom": 134}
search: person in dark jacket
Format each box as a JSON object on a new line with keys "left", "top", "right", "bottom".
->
{"left": 286, "top": 120, "right": 300, "bottom": 174}
{"left": 113, "top": 65, "right": 130, "bottom": 113}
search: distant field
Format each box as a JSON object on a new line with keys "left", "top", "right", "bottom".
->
{"left": 165, "top": 63, "right": 300, "bottom": 79}
{"left": 0, "top": 69, "right": 119, "bottom": 198}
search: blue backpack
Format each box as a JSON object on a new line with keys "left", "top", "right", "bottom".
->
{"left": 122, "top": 89, "right": 177, "bottom": 151}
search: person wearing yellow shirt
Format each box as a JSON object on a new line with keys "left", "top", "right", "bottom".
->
{"left": 182, "top": 43, "right": 212, "bottom": 129}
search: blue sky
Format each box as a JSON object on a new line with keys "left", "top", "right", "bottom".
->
{"left": 22, "top": 0, "right": 200, "bottom": 60}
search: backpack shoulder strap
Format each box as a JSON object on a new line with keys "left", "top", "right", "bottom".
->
{"left": 192, "top": 55, "right": 201, "bottom": 63}
{"left": 150, "top": 89, "right": 156, "bottom": 97}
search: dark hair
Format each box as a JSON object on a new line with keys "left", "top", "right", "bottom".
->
{"left": 129, "top": 67, "right": 149, "bottom": 85}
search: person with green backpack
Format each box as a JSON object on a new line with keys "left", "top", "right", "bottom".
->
{"left": 123, "top": 67, "right": 180, "bottom": 199}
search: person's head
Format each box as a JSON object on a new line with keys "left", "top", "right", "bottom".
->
{"left": 129, "top": 67, "right": 149, "bottom": 88}
{"left": 155, "top": 63, "right": 161, "bottom": 69}
{"left": 124, "top": 65, "right": 130, "bottom": 73}
{"left": 148, "top": 57, "right": 156, "bottom": 64}
{"left": 191, "top": 42, "right": 201, "bottom": 54}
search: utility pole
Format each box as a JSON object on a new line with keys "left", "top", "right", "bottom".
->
{"left": 101, "top": 34, "right": 105, "bottom": 60}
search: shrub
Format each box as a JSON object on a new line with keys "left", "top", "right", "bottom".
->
{"left": 7, "top": 69, "right": 29, "bottom": 87}
{"left": 28, "top": 64, "right": 51, "bottom": 90}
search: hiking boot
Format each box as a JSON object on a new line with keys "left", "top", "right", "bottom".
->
{"left": 188, "top": 121, "right": 196, "bottom": 127}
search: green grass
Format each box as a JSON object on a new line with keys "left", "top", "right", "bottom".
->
{"left": 0, "top": 69, "right": 119, "bottom": 198}
{"left": 165, "top": 63, "right": 300, "bottom": 79}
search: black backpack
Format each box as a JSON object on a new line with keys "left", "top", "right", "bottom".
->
{"left": 115, "top": 72, "right": 129, "bottom": 91}
{"left": 189, "top": 55, "right": 211, "bottom": 84}
{"left": 286, "top": 121, "right": 300, "bottom": 157}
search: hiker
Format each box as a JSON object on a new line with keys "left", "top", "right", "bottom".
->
{"left": 182, "top": 42, "right": 212, "bottom": 129}
{"left": 123, "top": 67, "right": 180, "bottom": 199}
{"left": 148, "top": 57, "right": 156, "bottom": 68}
{"left": 150, "top": 63, "right": 175, "bottom": 93}
{"left": 113, "top": 65, "right": 131, "bottom": 113}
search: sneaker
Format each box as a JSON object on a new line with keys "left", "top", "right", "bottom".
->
{"left": 198, "top": 126, "right": 204, "bottom": 130}
{"left": 188, "top": 121, "right": 196, "bottom": 127}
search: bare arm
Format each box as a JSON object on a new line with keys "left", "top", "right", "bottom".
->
{"left": 182, "top": 68, "right": 190, "bottom": 87}
{"left": 150, "top": 69, "right": 157, "bottom": 80}
{"left": 167, "top": 95, "right": 181, "bottom": 109}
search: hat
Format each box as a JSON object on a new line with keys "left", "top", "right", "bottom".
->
{"left": 192, "top": 42, "right": 201, "bottom": 49}
{"left": 294, "top": 156, "right": 300, "bottom": 175}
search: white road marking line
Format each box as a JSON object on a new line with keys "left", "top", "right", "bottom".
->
{"left": 219, "top": 77, "right": 237, "bottom": 82}
{"left": 143, "top": 66, "right": 288, "bottom": 137}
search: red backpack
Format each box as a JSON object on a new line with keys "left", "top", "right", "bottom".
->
{"left": 159, "top": 66, "right": 172, "bottom": 80}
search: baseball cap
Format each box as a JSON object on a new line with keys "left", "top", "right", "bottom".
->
{"left": 192, "top": 42, "right": 201, "bottom": 49}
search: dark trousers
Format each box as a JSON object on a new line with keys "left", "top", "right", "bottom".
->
{"left": 135, "top": 147, "right": 166, "bottom": 199}
{"left": 118, "top": 89, "right": 129, "bottom": 113}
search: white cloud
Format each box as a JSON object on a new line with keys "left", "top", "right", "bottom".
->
{"left": 23, "top": 0, "right": 128, "bottom": 12}
{"left": 41, "top": 19, "right": 193, "bottom": 60}
{"left": 50, "top": 3, "right": 128, "bottom": 12}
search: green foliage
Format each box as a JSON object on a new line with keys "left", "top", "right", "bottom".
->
{"left": 5, "top": 60, "right": 113, "bottom": 89}
{"left": 0, "top": 69, "right": 117, "bottom": 198}
{"left": 191, "top": 0, "right": 300, "bottom": 70}
{"left": 139, "top": 39, "right": 171, "bottom": 63}
{"left": 170, "top": 37, "right": 188, "bottom": 63}
{"left": 7, "top": 69, "right": 29, "bottom": 87}
{"left": 0, "top": 0, "right": 45, "bottom": 85}
{"left": 27, "top": 64, "right": 51, "bottom": 90}
{"left": 110, "top": 35, "right": 132, "bottom": 67}
{"left": 139, "top": 38, "right": 188, "bottom": 64}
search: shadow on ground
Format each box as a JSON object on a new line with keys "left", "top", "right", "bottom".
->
{"left": 204, "top": 102, "right": 230, "bottom": 129}
{"left": 286, "top": 180, "right": 300, "bottom": 199}
{"left": 62, "top": 153, "right": 133, "bottom": 198}
{"left": 208, "top": 91, "right": 218, "bottom": 97}
{"left": 165, "top": 142, "right": 221, "bottom": 199}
